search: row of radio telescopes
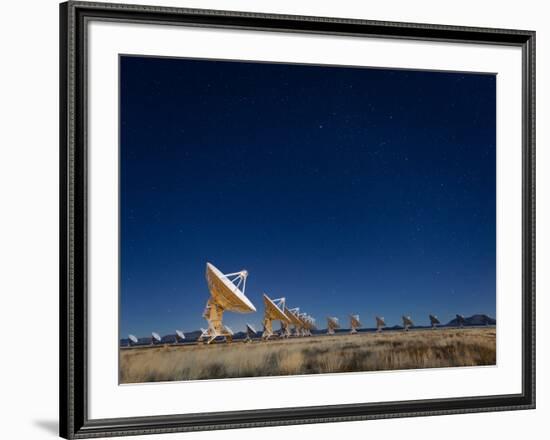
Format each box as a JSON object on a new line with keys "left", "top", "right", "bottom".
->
{"left": 126, "top": 263, "right": 470, "bottom": 346}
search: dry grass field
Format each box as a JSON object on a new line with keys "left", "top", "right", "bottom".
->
{"left": 120, "top": 327, "right": 496, "bottom": 383}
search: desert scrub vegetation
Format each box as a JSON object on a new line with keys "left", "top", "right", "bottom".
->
{"left": 120, "top": 327, "right": 496, "bottom": 383}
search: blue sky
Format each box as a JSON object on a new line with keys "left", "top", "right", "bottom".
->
{"left": 120, "top": 56, "right": 496, "bottom": 338}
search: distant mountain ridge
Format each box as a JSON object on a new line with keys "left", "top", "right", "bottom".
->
{"left": 445, "top": 314, "right": 495, "bottom": 327}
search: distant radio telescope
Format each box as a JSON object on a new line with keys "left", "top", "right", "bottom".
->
{"left": 376, "top": 316, "right": 386, "bottom": 332}
{"left": 350, "top": 314, "right": 361, "bottom": 334}
{"left": 297, "top": 312, "right": 309, "bottom": 337}
{"left": 151, "top": 332, "right": 161, "bottom": 345}
{"left": 200, "top": 262, "right": 256, "bottom": 344}
{"left": 300, "top": 313, "right": 315, "bottom": 336}
{"left": 456, "top": 314, "right": 466, "bottom": 328}
{"left": 262, "top": 293, "right": 290, "bottom": 340}
{"left": 327, "top": 317, "right": 340, "bottom": 335}
{"left": 305, "top": 314, "right": 316, "bottom": 336}
{"left": 128, "top": 334, "right": 138, "bottom": 346}
{"left": 402, "top": 316, "right": 413, "bottom": 331}
{"left": 175, "top": 330, "right": 185, "bottom": 343}
{"left": 285, "top": 306, "right": 303, "bottom": 337}
{"left": 244, "top": 324, "right": 257, "bottom": 343}
{"left": 429, "top": 314, "right": 440, "bottom": 329}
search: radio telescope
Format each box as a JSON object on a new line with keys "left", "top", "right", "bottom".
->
{"left": 327, "top": 317, "right": 340, "bottom": 335}
{"left": 296, "top": 312, "right": 312, "bottom": 336}
{"left": 244, "top": 324, "right": 257, "bottom": 342}
{"left": 285, "top": 306, "right": 303, "bottom": 336}
{"left": 128, "top": 334, "right": 138, "bottom": 346}
{"left": 301, "top": 313, "right": 315, "bottom": 336}
{"left": 296, "top": 312, "right": 307, "bottom": 336}
{"left": 376, "top": 316, "right": 386, "bottom": 333}
{"left": 308, "top": 315, "right": 316, "bottom": 334}
{"left": 200, "top": 262, "right": 256, "bottom": 344}
{"left": 151, "top": 332, "right": 161, "bottom": 345}
{"left": 456, "top": 314, "right": 466, "bottom": 328}
{"left": 429, "top": 314, "right": 440, "bottom": 329}
{"left": 402, "top": 316, "right": 413, "bottom": 331}
{"left": 350, "top": 314, "right": 361, "bottom": 334}
{"left": 175, "top": 330, "right": 185, "bottom": 343}
{"left": 262, "top": 294, "right": 290, "bottom": 340}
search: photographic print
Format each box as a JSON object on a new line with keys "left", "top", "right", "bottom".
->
{"left": 60, "top": 5, "right": 535, "bottom": 437}
{"left": 119, "top": 55, "right": 496, "bottom": 384}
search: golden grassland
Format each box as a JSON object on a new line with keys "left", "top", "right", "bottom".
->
{"left": 120, "top": 327, "right": 496, "bottom": 383}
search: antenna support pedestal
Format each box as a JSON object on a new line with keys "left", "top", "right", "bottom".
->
{"left": 262, "top": 317, "right": 274, "bottom": 340}
{"left": 200, "top": 298, "right": 234, "bottom": 344}
{"left": 280, "top": 321, "right": 291, "bottom": 338}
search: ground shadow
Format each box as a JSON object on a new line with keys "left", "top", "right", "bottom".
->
{"left": 33, "top": 419, "right": 58, "bottom": 436}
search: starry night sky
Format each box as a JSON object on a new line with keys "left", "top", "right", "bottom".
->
{"left": 120, "top": 55, "right": 496, "bottom": 338}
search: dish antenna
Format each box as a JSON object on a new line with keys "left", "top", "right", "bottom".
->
{"left": 402, "top": 316, "right": 413, "bottom": 331}
{"left": 151, "top": 332, "right": 161, "bottom": 345}
{"left": 301, "top": 314, "right": 315, "bottom": 336}
{"left": 429, "top": 314, "right": 440, "bottom": 329}
{"left": 262, "top": 294, "right": 290, "bottom": 340}
{"left": 296, "top": 312, "right": 307, "bottom": 336}
{"left": 456, "top": 314, "right": 466, "bottom": 328}
{"left": 307, "top": 315, "right": 316, "bottom": 335}
{"left": 244, "top": 324, "right": 256, "bottom": 343}
{"left": 175, "top": 330, "right": 185, "bottom": 343}
{"left": 200, "top": 262, "right": 256, "bottom": 344}
{"left": 376, "top": 316, "right": 386, "bottom": 333}
{"left": 285, "top": 306, "right": 303, "bottom": 336}
{"left": 327, "top": 317, "right": 340, "bottom": 335}
{"left": 297, "top": 312, "right": 313, "bottom": 336}
{"left": 350, "top": 314, "right": 361, "bottom": 334}
{"left": 128, "top": 334, "right": 138, "bottom": 346}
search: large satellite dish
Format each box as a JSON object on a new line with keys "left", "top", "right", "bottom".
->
{"left": 456, "top": 314, "right": 466, "bottom": 328}
{"left": 205, "top": 263, "right": 255, "bottom": 312}
{"left": 262, "top": 293, "right": 290, "bottom": 340}
{"left": 128, "top": 334, "right": 138, "bottom": 346}
{"left": 200, "top": 262, "right": 256, "bottom": 344}
{"left": 376, "top": 316, "right": 386, "bottom": 332}
{"left": 429, "top": 314, "right": 440, "bottom": 328}
{"left": 151, "top": 332, "right": 161, "bottom": 345}
{"left": 327, "top": 316, "right": 340, "bottom": 335}
{"left": 175, "top": 329, "right": 185, "bottom": 343}
{"left": 402, "top": 316, "right": 413, "bottom": 331}
{"left": 349, "top": 314, "right": 361, "bottom": 334}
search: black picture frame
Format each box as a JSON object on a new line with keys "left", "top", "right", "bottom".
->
{"left": 60, "top": 1, "right": 536, "bottom": 438}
